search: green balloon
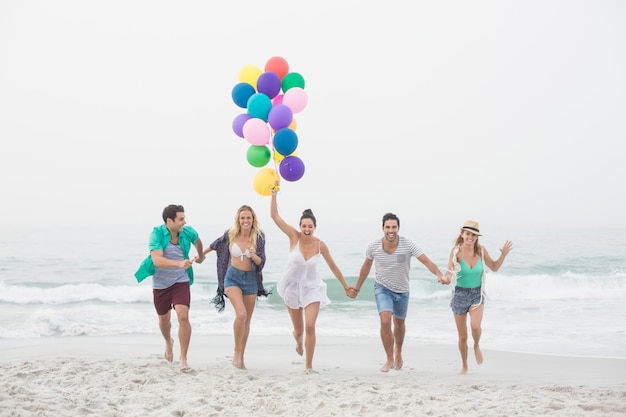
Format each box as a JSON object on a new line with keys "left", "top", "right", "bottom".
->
{"left": 281, "top": 72, "right": 305, "bottom": 92}
{"left": 246, "top": 145, "right": 271, "bottom": 167}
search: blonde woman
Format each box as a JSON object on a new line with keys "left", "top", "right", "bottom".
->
{"left": 444, "top": 220, "right": 513, "bottom": 375}
{"left": 204, "top": 205, "right": 269, "bottom": 369}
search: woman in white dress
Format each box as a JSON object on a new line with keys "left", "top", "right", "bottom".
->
{"left": 270, "top": 189, "right": 355, "bottom": 373}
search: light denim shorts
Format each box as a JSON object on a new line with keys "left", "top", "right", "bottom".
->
{"left": 450, "top": 286, "right": 483, "bottom": 315}
{"left": 374, "top": 282, "right": 409, "bottom": 320}
{"left": 224, "top": 266, "right": 258, "bottom": 295}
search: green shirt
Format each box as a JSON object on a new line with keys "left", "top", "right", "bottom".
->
{"left": 457, "top": 258, "right": 483, "bottom": 288}
{"left": 134, "top": 224, "right": 199, "bottom": 285}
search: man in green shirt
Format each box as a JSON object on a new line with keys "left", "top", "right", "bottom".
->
{"left": 135, "top": 204, "right": 205, "bottom": 371}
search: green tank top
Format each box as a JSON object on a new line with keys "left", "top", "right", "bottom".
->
{"left": 457, "top": 258, "right": 483, "bottom": 288}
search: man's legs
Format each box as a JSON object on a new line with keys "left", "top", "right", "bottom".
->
{"left": 393, "top": 316, "right": 406, "bottom": 370}
{"left": 158, "top": 310, "right": 174, "bottom": 362}
{"left": 174, "top": 304, "right": 191, "bottom": 371}
{"left": 379, "top": 311, "right": 395, "bottom": 372}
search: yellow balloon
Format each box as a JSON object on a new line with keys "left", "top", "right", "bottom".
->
{"left": 239, "top": 64, "right": 262, "bottom": 90}
{"left": 273, "top": 149, "right": 297, "bottom": 165}
{"left": 253, "top": 168, "right": 278, "bottom": 196}
{"left": 288, "top": 117, "right": 297, "bottom": 131}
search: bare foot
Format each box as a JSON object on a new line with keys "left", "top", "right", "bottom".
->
{"left": 474, "top": 345, "right": 484, "bottom": 365}
{"left": 180, "top": 359, "right": 191, "bottom": 372}
{"left": 294, "top": 332, "right": 303, "bottom": 356}
{"left": 305, "top": 368, "right": 318, "bottom": 374}
{"left": 394, "top": 358, "right": 403, "bottom": 370}
{"left": 164, "top": 338, "right": 174, "bottom": 363}
{"left": 459, "top": 365, "right": 468, "bottom": 375}
{"left": 380, "top": 360, "right": 394, "bottom": 372}
{"left": 232, "top": 353, "right": 246, "bottom": 370}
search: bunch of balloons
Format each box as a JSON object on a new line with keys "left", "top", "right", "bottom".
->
{"left": 230, "top": 56, "right": 308, "bottom": 196}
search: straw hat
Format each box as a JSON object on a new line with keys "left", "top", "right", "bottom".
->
{"left": 460, "top": 220, "right": 482, "bottom": 236}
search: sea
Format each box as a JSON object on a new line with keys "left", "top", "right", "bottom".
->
{"left": 1, "top": 225, "right": 625, "bottom": 359}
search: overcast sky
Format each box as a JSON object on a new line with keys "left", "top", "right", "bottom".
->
{"left": 1, "top": 1, "right": 624, "bottom": 238}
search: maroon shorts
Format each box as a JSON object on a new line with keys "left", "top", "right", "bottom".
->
{"left": 153, "top": 282, "right": 191, "bottom": 315}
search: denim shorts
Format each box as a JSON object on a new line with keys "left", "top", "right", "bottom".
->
{"left": 224, "top": 266, "right": 258, "bottom": 295}
{"left": 450, "top": 286, "right": 483, "bottom": 315}
{"left": 374, "top": 282, "right": 409, "bottom": 320}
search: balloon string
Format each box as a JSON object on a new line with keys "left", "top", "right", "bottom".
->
{"left": 270, "top": 130, "right": 279, "bottom": 179}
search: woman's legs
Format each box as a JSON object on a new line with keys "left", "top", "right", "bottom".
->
{"left": 454, "top": 312, "right": 469, "bottom": 374}
{"left": 288, "top": 307, "right": 304, "bottom": 356}
{"left": 468, "top": 304, "right": 484, "bottom": 364}
{"left": 303, "top": 302, "right": 320, "bottom": 371}
{"left": 225, "top": 286, "right": 256, "bottom": 369}
{"left": 287, "top": 302, "right": 321, "bottom": 371}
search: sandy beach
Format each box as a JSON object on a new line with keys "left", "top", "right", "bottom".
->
{"left": 1, "top": 334, "right": 624, "bottom": 417}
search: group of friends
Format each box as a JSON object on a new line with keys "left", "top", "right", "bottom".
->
{"left": 135, "top": 189, "right": 513, "bottom": 375}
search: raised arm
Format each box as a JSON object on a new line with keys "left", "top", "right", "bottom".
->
{"left": 270, "top": 191, "right": 300, "bottom": 247}
{"left": 483, "top": 241, "right": 513, "bottom": 272}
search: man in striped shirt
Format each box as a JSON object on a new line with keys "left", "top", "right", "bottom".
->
{"left": 355, "top": 213, "right": 445, "bottom": 372}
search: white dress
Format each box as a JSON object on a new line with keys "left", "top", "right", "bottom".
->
{"left": 277, "top": 241, "right": 330, "bottom": 309}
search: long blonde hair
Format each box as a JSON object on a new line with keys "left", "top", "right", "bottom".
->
{"left": 228, "top": 205, "right": 262, "bottom": 250}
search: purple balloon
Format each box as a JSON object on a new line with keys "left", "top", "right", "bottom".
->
{"left": 256, "top": 72, "right": 282, "bottom": 99}
{"left": 268, "top": 104, "right": 293, "bottom": 130}
{"left": 232, "top": 113, "right": 252, "bottom": 138}
{"left": 279, "top": 155, "right": 305, "bottom": 182}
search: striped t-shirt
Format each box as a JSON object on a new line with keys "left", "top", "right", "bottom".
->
{"left": 153, "top": 242, "right": 189, "bottom": 289}
{"left": 365, "top": 236, "right": 424, "bottom": 293}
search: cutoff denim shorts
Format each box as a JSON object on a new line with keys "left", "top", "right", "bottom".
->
{"left": 374, "top": 282, "right": 409, "bottom": 320}
{"left": 224, "top": 266, "right": 258, "bottom": 295}
{"left": 450, "top": 286, "right": 483, "bottom": 315}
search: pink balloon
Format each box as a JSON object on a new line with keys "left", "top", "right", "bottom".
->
{"left": 282, "top": 87, "right": 308, "bottom": 113}
{"left": 242, "top": 118, "right": 270, "bottom": 145}
{"left": 272, "top": 94, "right": 284, "bottom": 106}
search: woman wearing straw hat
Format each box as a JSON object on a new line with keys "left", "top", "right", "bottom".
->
{"left": 443, "top": 220, "right": 513, "bottom": 375}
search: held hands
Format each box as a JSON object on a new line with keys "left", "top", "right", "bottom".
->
{"left": 345, "top": 286, "right": 359, "bottom": 299}
{"left": 438, "top": 272, "right": 452, "bottom": 285}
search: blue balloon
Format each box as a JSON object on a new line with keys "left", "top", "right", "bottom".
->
{"left": 247, "top": 93, "right": 272, "bottom": 121}
{"left": 232, "top": 82, "right": 255, "bottom": 108}
{"left": 273, "top": 128, "right": 298, "bottom": 156}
